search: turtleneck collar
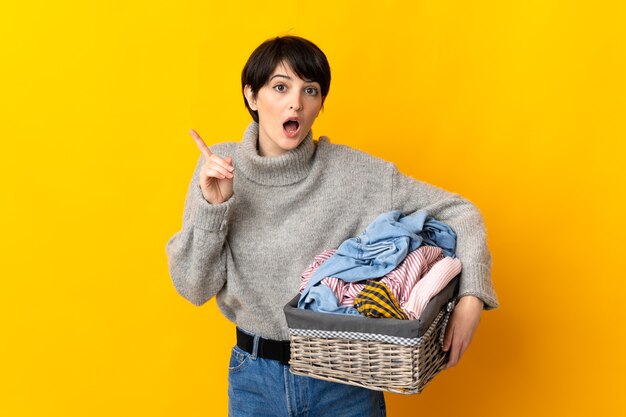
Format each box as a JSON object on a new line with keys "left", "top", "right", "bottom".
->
{"left": 236, "top": 121, "right": 317, "bottom": 186}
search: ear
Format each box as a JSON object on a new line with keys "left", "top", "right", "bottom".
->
{"left": 243, "top": 85, "right": 258, "bottom": 111}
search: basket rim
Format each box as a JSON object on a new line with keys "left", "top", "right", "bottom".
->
{"left": 284, "top": 276, "right": 459, "bottom": 339}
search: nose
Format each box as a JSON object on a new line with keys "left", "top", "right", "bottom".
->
{"left": 289, "top": 91, "right": 303, "bottom": 111}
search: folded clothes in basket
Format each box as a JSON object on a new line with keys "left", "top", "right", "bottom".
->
{"left": 298, "top": 210, "right": 457, "bottom": 311}
{"left": 298, "top": 244, "right": 461, "bottom": 319}
{"left": 299, "top": 245, "right": 444, "bottom": 307}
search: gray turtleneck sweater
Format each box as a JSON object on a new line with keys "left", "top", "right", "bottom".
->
{"left": 166, "top": 122, "right": 499, "bottom": 340}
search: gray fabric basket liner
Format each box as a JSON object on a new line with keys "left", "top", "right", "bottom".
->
{"left": 284, "top": 276, "right": 459, "bottom": 339}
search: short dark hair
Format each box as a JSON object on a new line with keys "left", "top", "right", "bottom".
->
{"left": 241, "top": 36, "right": 331, "bottom": 122}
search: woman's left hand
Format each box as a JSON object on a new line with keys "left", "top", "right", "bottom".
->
{"left": 442, "top": 295, "right": 484, "bottom": 368}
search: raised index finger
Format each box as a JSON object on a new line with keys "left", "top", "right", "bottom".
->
{"left": 189, "top": 129, "right": 213, "bottom": 160}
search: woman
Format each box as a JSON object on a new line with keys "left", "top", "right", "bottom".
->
{"left": 166, "top": 35, "right": 498, "bottom": 417}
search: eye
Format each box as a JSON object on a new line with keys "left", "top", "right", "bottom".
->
{"left": 304, "top": 87, "right": 319, "bottom": 96}
{"left": 273, "top": 84, "right": 286, "bottom": 92}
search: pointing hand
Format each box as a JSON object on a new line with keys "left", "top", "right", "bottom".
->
{"left": 189, "top": 129, "right": 234, "bottom": 204}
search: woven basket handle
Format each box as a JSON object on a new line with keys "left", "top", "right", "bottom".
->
{"left": 438, "top": 299, "right": 457, "bottom": 349}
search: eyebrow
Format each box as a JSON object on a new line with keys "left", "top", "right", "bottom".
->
{"left": 270, "top": 74, "right": 291, "bottom": 81}
{"left": 269, "top": 74, "right": 316, "bottom": 83}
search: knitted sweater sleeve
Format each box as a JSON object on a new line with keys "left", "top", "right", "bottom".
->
{"left": 390, "top": 165, "right": 499, "bottom": 309}
{"left": 165, "top": 155, "right": 234, "bottom": 306}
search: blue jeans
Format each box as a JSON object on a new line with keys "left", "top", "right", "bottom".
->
{"left": 228, "top": 342, "right": 386, "bottom": 417}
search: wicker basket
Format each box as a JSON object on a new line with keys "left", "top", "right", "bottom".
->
{"left": 283, "top": 277, "right": 458, "bottom": 394}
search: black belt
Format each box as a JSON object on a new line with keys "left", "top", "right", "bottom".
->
{"left": 236, "top": 327, "right": 291, "bottom": 364}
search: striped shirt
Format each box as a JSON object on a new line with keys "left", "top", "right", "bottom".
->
{"left": 405, "top": 256, "right": 462, "bottom": 319}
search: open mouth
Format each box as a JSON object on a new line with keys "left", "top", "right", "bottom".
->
{"left": 283, "top": 119, "right": 300, "bottom": 138}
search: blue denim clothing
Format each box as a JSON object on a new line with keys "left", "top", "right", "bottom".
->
{"left": 299, "top": 210, "right": 456, "bottom": 310}
{"left": 228, "top": 337, "right": 386, "bottom": 417}
{"left": 420, "top": 215, "right": 457, "bottom": 258}
{"left": 301, "top": 284, "right": 361, "bottom": 315}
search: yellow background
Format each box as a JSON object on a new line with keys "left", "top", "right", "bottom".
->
{"left": 2, "top": 0, "right": 625, "bottom": 415}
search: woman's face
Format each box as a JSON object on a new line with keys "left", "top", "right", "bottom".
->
{"left": 245, "top": 62, "right": 323, "bottom": 157}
